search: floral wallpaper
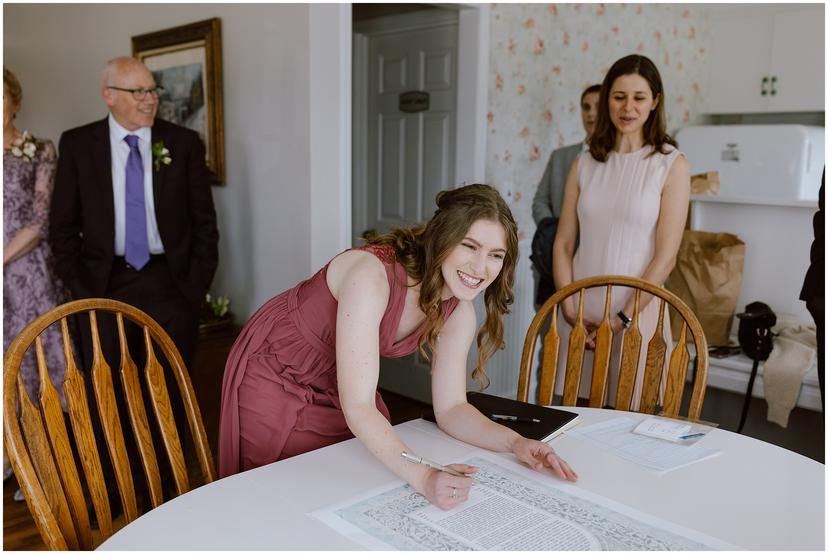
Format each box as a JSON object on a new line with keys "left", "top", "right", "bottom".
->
{"left": 486, "top": 3, "right": 711, "bottom": 238}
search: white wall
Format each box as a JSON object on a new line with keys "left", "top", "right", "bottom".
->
{"left": 4, "top": 3, "right": 348, "bottom": 320}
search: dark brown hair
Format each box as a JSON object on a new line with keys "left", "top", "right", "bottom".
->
{"left": 3, "top": 68, "right": 22, "bottom": 106}
{"left": 580, "top": 83, "right": 601, "bottom": 103}
{"left": 366, "top": 184, "right": 518, "bottom": 388}
{"left": 589, "top": 54, "right": 676, "bottom": 162}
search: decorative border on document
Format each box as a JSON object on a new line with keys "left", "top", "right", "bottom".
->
{"left": 311, "top": 452, "right": 737, "bottom": 550}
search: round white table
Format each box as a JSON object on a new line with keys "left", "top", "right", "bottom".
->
{"left": 98, "top": 407, "right": 824, "bottom": 550}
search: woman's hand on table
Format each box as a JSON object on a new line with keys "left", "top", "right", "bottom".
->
{"left": 422, "top": 464, "right": 478, "bottom": 510}
{"left": 511, "top": 437, "right": 578, "bottom": 482}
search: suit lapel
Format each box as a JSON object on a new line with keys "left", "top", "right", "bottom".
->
{"left": 91, "top": 118, "right": 115, "bottom": 242}
{"left": 150, "top": 123, "right": 167, "bottom": 216}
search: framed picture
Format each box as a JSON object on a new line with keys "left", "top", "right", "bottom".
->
{"left": 132, "top": 18, "right": 225, "bottom": 184}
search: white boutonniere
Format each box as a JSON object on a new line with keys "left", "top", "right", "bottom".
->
{"left": 9, "top": 131, "right": 37, "bottom": 162}
{"left": 151, "top": 140, "right": 172, "bottom": 171}
{"left": 205, "top": 293, "right": 231, "bottom": 318}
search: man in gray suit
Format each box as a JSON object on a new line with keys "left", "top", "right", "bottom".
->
{"left": 531, "top": 84, "right": 600, "bottom": 305}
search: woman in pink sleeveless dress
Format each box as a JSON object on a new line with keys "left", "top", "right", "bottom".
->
{"left": 220, "top": 184, "right": 577, "bottom": 509}
{"left": 553, "top": 55, "right": 691, "bottom": 409}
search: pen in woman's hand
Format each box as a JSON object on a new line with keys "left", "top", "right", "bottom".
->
{"left": 401, "top": 452, "right": 478, "bottom": 483}
{"left": 489, "top": 413, "right": 541, "bottom": 423}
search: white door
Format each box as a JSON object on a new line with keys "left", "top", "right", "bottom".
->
{"left": 353, "top": 10, "right": 458, "bottom": 402}
{"left": 767, "top": 8, "right": 825, "bottom": 112}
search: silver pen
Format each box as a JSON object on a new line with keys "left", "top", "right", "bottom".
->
{"left": 401, "top": 452, "right": 478, "bottom": 483}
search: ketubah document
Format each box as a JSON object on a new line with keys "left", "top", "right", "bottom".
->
{"left": 310, "top": 451, "right": 737, "bottom": 550}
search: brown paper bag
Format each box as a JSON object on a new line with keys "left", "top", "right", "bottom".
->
{"left": 690, "top": 171, "right": 720, "bottom": 195}
{"left": 665, "top": 230, "right": 745, "bottom": 346}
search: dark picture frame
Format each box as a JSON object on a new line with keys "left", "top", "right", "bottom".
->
{"left": 132, "top": 18, "right": 225, "bottom": 184}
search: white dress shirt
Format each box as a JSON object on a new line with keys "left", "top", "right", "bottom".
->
{"left": 108, "top": 113, "right": 164, "bottom": 256}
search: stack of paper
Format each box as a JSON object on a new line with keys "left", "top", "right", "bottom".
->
{"left": 567, "top": 417, "right": 721, "bottom": 473}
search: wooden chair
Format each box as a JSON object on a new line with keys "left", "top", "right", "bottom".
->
{"left": 3, "top": 299, "right": 216, "bottom": 550}
{"left": 517, "top": 275, "right": 709, "bottom": 420}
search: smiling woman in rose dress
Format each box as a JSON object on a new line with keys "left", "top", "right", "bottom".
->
{"left": 219, "top": 184, "right": 577, "bottom": 510}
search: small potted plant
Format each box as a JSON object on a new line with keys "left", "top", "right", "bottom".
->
{"left": 199, "top": 292, "right": 233, "bottom": 332}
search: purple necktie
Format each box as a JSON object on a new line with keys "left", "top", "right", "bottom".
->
{"left": 124, "top": 134, "right": 150, "bottom": 270}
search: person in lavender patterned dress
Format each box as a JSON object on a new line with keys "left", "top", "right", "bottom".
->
{"left": 3, "top": 68, "right": 69, "bottom": 497}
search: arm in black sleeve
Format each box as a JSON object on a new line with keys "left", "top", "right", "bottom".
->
{"left": 49, "top": 133, "right": 84, "bottom": 297}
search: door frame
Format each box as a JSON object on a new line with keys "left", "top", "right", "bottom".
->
{"left": 310, "top": 4, "right": 353, "bottom": 270}
{"left": 351, "top": 4, "right": 490, "bottom": 243}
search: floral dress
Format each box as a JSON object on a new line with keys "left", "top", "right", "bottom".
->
{"left": 4, "top": 137, "right": 68, "bottom": 404}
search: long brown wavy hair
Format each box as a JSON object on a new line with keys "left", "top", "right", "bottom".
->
{"left": 589, "top": 54, "right": 677, "bottom": 162}
{"left": 366, "top": 184, "right": 519, "bottom": 388}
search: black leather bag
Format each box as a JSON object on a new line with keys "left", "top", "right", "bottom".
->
{"left": 736, "top": 301, "right": 777, "bottom": 361}
{"left": 529, "top": 216, "right": 558, "bottom": 305}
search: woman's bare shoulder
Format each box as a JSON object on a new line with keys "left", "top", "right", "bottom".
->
{"left": 327, "top": 249, "right": 389, "bottom": 301}
{"left": 670, "top": 151, "right": 689, "bottom": 171}
{"left": 665, "top": 152, "right": 690, "bottom": 183}
{"left": 441, "top": 298, "right": 477, "bottom": 338}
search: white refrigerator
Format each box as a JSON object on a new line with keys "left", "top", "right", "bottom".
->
{"left": 675, "top": 124, "right": 823, "bottom": 409}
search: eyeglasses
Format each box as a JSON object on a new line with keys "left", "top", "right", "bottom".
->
{"left": 107, "top": 86, "right": 165, "bottom": 100}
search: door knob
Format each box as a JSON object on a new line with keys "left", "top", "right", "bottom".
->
{"left": 761, "top": 76, "right": 769, "bottom": 96}
{"left": 770, "top": 76, "right": 777, "bottom": 96}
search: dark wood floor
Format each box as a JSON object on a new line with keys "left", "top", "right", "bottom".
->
{"left": 3, "top": 475, "right": 44, "bottom": 551}
{"left": 2, "top": 389, "right": 428, "bottom": 551}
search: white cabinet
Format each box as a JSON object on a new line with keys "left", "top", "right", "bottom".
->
{"left": 704, "top": 7, "right": 824, "bottom": 113}
{"left": 705, "top": 13, "right": 773, "bottom": 113}
{"left": 767, "top": 10, "right": 825, "bottom": 112}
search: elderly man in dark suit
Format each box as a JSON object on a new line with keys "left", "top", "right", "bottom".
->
{"left": 50, "top": 57, "right": 218, "bottom": 507}
{"left": 50, "top": 56, "right": 218, "bottom": 372}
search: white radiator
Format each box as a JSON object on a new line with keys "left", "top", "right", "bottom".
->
{"left": 470, "top": 239, "right": 538, "bottom": 399}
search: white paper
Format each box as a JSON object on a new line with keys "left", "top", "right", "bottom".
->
{"left": 633, "top": 417, "right": 691, "bottom": 441}
{"left": 311, "top": 452, "right": 736, "bottom": 550}
{"left": 410, "top": 485, "right": 602, "bottom": 550}
{"left": 568, "top": 417, "right": 721, "bottom": 473}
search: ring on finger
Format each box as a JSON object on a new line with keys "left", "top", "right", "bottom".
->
{"left": 450, "top": 486, "right": 457, "bottom": 499}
